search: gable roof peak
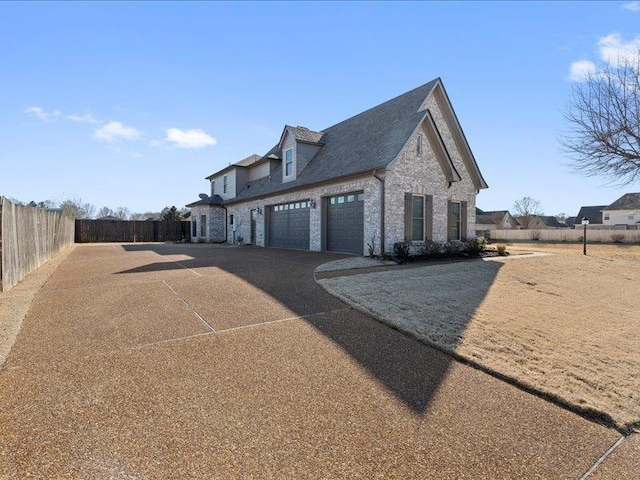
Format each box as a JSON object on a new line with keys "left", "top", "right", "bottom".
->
{"left": 278, "top": 125, "right": 324, "bottom": 148}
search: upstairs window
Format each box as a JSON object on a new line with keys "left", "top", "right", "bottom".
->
{"left": 223, "top": 175, "right": 228, "bottom": 194}
{"left": 285, "top": 148, "right": 293, "bottom": 177}
{"left": 604, "top": 213, "right": 610, "bottom": 220}
{"left": 417, "top": 134, "right": 423, "bottom": 156}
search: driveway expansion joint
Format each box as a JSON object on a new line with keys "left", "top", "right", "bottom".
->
{"left": 579, "top": 435, "right": 627, "bottom": 479}
{"left": 214, "top": 307, "right": 353, "bottom": 334}
{"left": 162, "top": 280, "right": 216, "bottom": 332}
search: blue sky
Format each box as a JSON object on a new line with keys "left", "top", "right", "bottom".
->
{"left": 1, "top": 1, "right": 639, "bottom": 217}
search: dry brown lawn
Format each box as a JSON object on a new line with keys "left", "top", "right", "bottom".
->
{"left": 319, "top": 243, "right": 640, "bottom": 431}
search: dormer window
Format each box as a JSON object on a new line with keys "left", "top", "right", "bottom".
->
{"left": 417, "top": 134, "right": 423, "bottom": 156}
{"left": 285, "top": 148, "right": 293, "bottom": 177}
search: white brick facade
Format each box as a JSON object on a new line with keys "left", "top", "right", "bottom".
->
{"left": 385, "top": 96, "right": 477, "bottom": 246}
{"left": 225, "top": 176, "right": 382, "bottom": 253}
{"left": 188, "top": 80, "right": 485, "bottom": 255}
{"left": 190, "top": 205, "right": 226, "bottom": 243}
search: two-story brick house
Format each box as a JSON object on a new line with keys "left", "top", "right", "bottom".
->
{"left": 187, "top": 78, "right": 488, "bottom": 255}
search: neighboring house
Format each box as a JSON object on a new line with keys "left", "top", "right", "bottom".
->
{"left": 475, "top": 210, "right": 519, "bottom": 230}
{"left": 576, "top": 205, "right": 606, "bottom": 225}
{"left": 601, "top": 193, "right": 640, "bottom": 228}
{"left": 564, "top": 216, "right": 577, "bottom": 228}
{"left": 528, "top": 215, "right": 566, "bottom": 229}
{"left": 186, "top": 78, "right": 488, "bottom": 254}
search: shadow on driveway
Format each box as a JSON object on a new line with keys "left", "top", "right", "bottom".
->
{"left": 117, "top": 243, "right": 502, "bottom": 415}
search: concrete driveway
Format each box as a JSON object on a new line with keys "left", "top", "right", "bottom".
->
{"left": 0, "top": 244, "right": 626, "bottom": 478}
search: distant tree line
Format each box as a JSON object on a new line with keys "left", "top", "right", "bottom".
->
{"left": 8, "top": 197, "right": 188, "bottom": 221}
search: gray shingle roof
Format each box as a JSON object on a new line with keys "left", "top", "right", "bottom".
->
{"left": 185, "top": 195, "right": 224, "bottom": 208}
{"left": 286, "top": 126, "right": 324, "bottom": 144}
{"left": 603, "top": 193, "right": 640, "bottom": 211}
{"left": 537, "top": 216, "right": 564, "bottom": 228}
{"left": 576, "top": 205, "right": 606, "bottom": 224}
{"left": 476, "top": 210, "right": 511, "bottom": 226}
{"left": 476, "top": 215, "right": 497, "bottom": 225}
{"left": 228, "top": 79, "right": 440, "bottom": 203}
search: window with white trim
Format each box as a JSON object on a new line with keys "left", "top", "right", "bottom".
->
{"left": 223, "top": 175, "right": 228, "bottom": 194}
{"left": 417, "top": 134, "right": 423, "bottom": 156}
{"left": 285, "top": 148, "right": 293, "bottom": 177}
{"left": 604, "top": 213, "right": 610, "bottom": 220}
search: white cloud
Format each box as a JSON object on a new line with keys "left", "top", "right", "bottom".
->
{"left": 568, "top": 59, "right": 597, "bottom": 81}
{"left": 597, "top": 33, "right": 640, "bottom": 66}
{"left": 93, "top": 121, "right": 141, "bottom": 142}
{"left": 24, "top": 106, "right": 61, "bottom": 121}
{"left": 66, "top": 113, "right": 100, "bottom": 124}
{"left": 164, "top": 128, "right": 217, "bottom": 149}
{"left": 567, "top": 33, "right": 640, "bottom": 81}
{"left": 621, "top": 1, "right": 640, "bottom": 11}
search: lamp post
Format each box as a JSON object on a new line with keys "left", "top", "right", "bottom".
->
{"left": 581, "top": 216, "right": 589, "bottom": 255}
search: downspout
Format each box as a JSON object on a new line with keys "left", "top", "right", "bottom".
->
{"left": 373, "top": 169, "right": 386, "bottom": 255}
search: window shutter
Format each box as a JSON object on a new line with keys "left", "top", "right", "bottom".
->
{"left": 404, "top": 193, "right": 412, "bottom": 242}
{"left": 447, "top": 200, "right": 452, "bottom": 241}
{"left": 426, "top": 195, "right": 433, "bottom": 241}
{"left": 461, "top": 201, "right": 468, "bottom": 239}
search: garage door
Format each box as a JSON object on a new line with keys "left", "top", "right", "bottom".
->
{"left": 268, "top": 200, "right": 311, "bottom": 250}
{"left": 326, "top": 191, "right": 364, "bottom": 254}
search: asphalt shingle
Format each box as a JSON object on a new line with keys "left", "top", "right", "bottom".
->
{"left": 228, "top": 79, "right": 440, "bottom": 203}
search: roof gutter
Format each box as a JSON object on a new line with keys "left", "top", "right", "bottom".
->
{"left": 373, "top": 169, "right": 386, "bottom": 254}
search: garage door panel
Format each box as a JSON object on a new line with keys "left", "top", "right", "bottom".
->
{"left": 326, "top": 191, "right": 364, "bottom": 254}
{"left": 269, "top": 202, "right": 310, "bottom": 250}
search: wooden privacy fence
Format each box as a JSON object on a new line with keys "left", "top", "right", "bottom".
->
{"left": 75, "top": 219, "right": 191, "bottom": 243}
{"left": 0, "top": 197, "right": 74, "bottom": 292}
{"left": 490, "top": 228, "right": 640, "bottom": 243}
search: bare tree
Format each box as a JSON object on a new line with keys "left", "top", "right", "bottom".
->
{"left": 513, "top": 196, "right": 543, "bottom": 229}
{"left": 562, "top": 50, "right": 640, "bottom": 185}
{"left": 114, "top": 207, "right": 130, "bottom": 220}
{"left": 60, "top": 198, "right": 96, "bottom": 219}
{"left": 97, "top": 206, "right": 114, "bottom": 218}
